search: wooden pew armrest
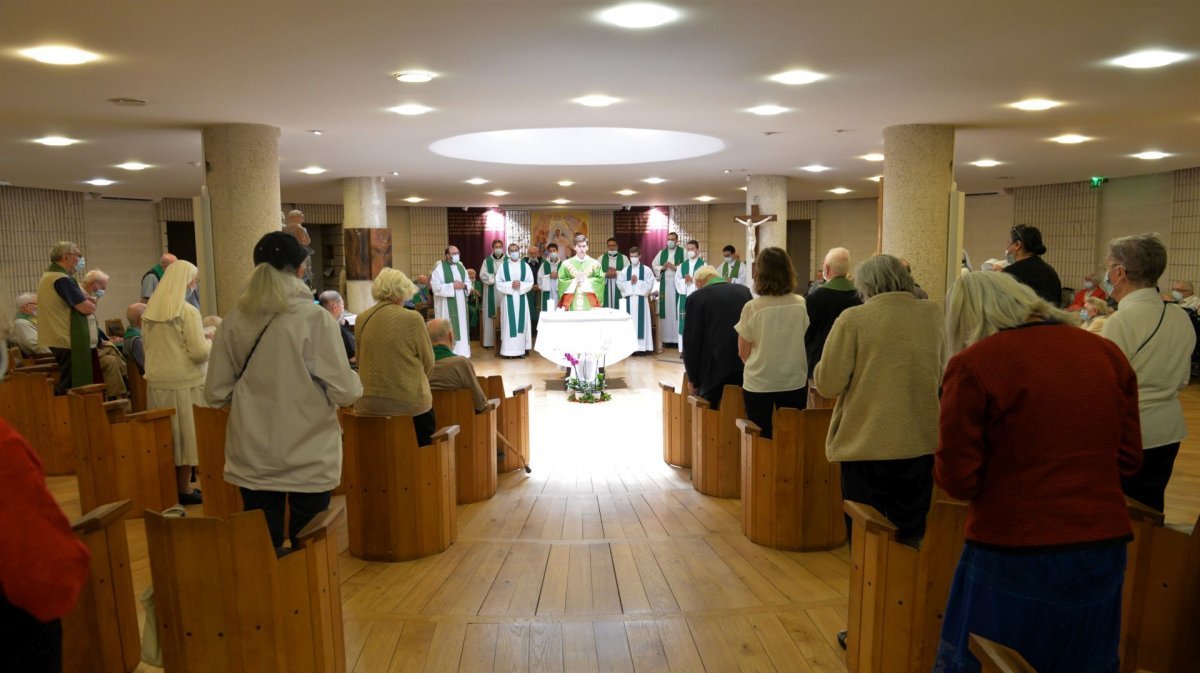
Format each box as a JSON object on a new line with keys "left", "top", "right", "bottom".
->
{"left": 968, "top": 634, "right": 1037, "bottom": 673}
{"left": 127, "top": 407, "right": 177, "bottom": 422}
{"left": 16, "top": 364, "right": 57, "bottom": 374}
{"left": 481, "top": 398, "right": 501, "bottom": 413}
{"left": 686, "top": 395, "right": 709, "bottom": 410}
{"left": 70, "top": 383, "right": 108, "bottom": 397}
{"left": 71, "top": 499, "right": 133, "bottom": 533}
{"left": 844, "top": 500, "right": 898, "bottom": 539}
{"left": 658, "top": 382, "right": 675, "bottom": 392}
{"left": 432, "top": 424, "right": 461, "bottom": 441}
{"left": 1125, "top": 497, "right": 1165, "bottom": 525}
{"left": 294, "top": 503, "right": 345, "bottom": 547}
{"left": 511, "top": 384, "right": 532, "bottom": 396}
{"left": 735, "top": 418, "right": 761, "bottom": 437}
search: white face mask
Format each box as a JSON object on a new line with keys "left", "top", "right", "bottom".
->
{"left": 630, "top": 256, "right": 640, "bottom": 265}
{"left": 548, "top": 253, "right": 558, "bottom": 262}
{"left": 450, "top": 253, "right": 461, "bottom": 264}
{"left": 608, "top": 250, "right": 618, "bottom": 256}
{"left": 724, "top": 255, "right": 732, "bottom": 264}
{"left": 686, "top": 250, "right": 697, "bottom": 260}
{"left": 493, "top": 248, "right": 503, "bottom": 258}
{"left": 667, "top": 240, "right": 677, "bottom": 249}
{"left": 508, "top": 251, "right": 520, "bottom": 261}
{"left": 1082, "top": 281, "right": 1094, "bottom": 290}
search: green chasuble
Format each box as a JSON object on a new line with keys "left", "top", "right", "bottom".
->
{"left": 623, "top": 263, "right": 650, "bottom": 339}
{"left": 433, "top": 344, "right": 457, "bottom": 361}
{"left": 440, "top": 260, "right": 469, "bottom": 340}
{"left": 676, "top": 256, "right": 704, "bottom": 334}
{"left": 557, "top": 256, "right": 606, "bottom": 311}
{"left": 655, "top": 246, "right": 684, "bottom": 317}
{"left": 600, "top": 252, "right": 627, "bottom": 308}
{"left": 499, "top": 260, "right": 528, "bottom": 337}
{"left": 483, "top": 254, "right": 501, "bottom": 319}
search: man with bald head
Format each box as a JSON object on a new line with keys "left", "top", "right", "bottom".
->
{"left": 141, "top": 253, "right": 178, "bottom": 302}
{"left": 427, "top": 318, "right": 487, "bottom": 412}
{"left": 805, "top": 247, "right": 861, "bottom": 378}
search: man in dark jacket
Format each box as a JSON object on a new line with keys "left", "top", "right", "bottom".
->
{"left": 682, "top": 265, "right": 753, "bottom": 410}
{"left": 805, "top": 247, "right": 861, "bottom": 378}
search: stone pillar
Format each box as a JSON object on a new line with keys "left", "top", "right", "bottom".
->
{"left": 746, "top": 174, "right": 787, "bottom": 289}
{"left": 342, "top": 176, "right": 390, "bottom": 313}
{"left": 881, "top": 124, "right": 955, "bottom": 300}
{"left": 202, "top": 123, "right": 281, "bottom": 313}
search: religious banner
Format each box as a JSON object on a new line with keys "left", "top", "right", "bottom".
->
{"left": 530, "top": 210, "right": 589, "bottom": 252}
{"left": 447, "top": 207, "right": 494, "bottom": 269}
{"left": 344, "top": 228, "right": 392, "bottom": 281}
{"left": 614, "top": 206, "right": 668, "bottom": 257}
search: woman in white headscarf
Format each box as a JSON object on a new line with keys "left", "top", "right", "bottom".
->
{"left": 143, "top": 259, "right": 210, "bottom": 504}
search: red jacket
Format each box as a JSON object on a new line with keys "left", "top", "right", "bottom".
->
{"left": 0, "top": 419, "right": 90, "bottom": 621}
{"left": 937, "top": 323, "right": 1142, "bottom": 548}
{"left": 1067, "top": 286, "right": 1107, "bottom": 312}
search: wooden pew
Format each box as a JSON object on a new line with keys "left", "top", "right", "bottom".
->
{"left": 688, "top": 384, "right": 745, "bottom": 498}
{"left": 432, "top": 388, "right": 500, "bottom": 503}
{"left": 127, "top": 359, "right": 147, "bottom": 413}
{"left": 738, "top": 407, "right": 845, "bottom": 551}
{"left": 0, "top": 367, "right": 75, "bottom": 474}
{"left": 969, "top": 635, "right": 1037, "bottom": 673}
{"left": 479, "top": 375, "right": 532, "bottom": 473}
{"left": 69, "top": 385, "right": 177, "bottom": 517}
{"left": 807, "top": 379, "right": 836, "bottom": 410}
{"left": 341, "top": 411, "right": 458, "bottom": 562}
{"left": 193, "top": 405, "right": 243, "bottom": 518}
{"left": 659, "top": 372, "right": 692, "bottom": 468}
{"left": 145, "top": 505, "right": 347, "bottom": 673}
{"left": 844, "top": 499, "right": 968, "bottom": 673}
{"left": 62, "top": 500, "right": 139, "bottom": 673}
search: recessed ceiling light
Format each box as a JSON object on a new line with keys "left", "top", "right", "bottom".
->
{"left": 488, "top": 189, "right": 509, "bottom": 196}
{"left": 801, "top": 164, "right": 831, "bottom": 172}
{"left": 747, "top": 105, "right": 789, "bottom": 116}
{"left": 34, "top": 136, "right": 79, "bottom": 146}
{"left": 1111, "top": 49, "right": 1188, "bottom": 69}
{"left": 642, "top": 177, "right": 667, "bottom": 184}
{"left": 466, "top": 177, "right": 489, "bottom": 185}
{"left": 390, "top": 104, "right": 433, "bottom": 115}
{"left": 394, "top": 71, "right": 436, "bottom": 83}
{"left": 391, "top": 171, "right": 400, "bottom": 176}
{"left": 598, "top": 3, "right": 680, "bottom": 29}
{"left": 769, "top": 69, "right": 826, "bottom": 85}
{"left": 861, "top": 153, "right": 885, "bottom": 162}
{"left": 558, "top": 180, "right": 575, "bottom": 187}
{"left": 1050, "top": 134, "right": 1091, "bottom": 144}
{"left": 867, "top": 175, "right": 883, "bottom": 182}
{"left": 574, "top": 95, "right": 620, "bottom": 107}
{"left": 829, "top": 187, "right": 852, "bottom": 195}
{"left": 1010, "top": 98, "right": 1062, "bottom": 111}
{"left": 85, "top": 178, "right": 115, "bottom": 186}
{"left": 1133, "top": 151, "right": 1170, "bottom": 160}
{"left": 117, "top": 162, "right": 151, "bottom": 171}
{"left": 694, "top": 195, "right": 716, "bottom": 202}
{"left": 738, "top": 186, "right": 748, "bottom": 191}
{"left": 299, "top": 166, "right": 327, "bottom": 174}
{"left": 616, "top": 189, "right": 637, "bottom": 196}
{"left": 310, "top": 130, "right": 323, "bottom": 136}
{"left": 552, "top": 198, "right": 571, "bottom": 205}
{"left": 970, "top": 159, "right": 1002, "bottom": 167}
{"left": 19, "top": 45, "right": 100, "bottom": 65}
{"left": 404, "top": 196, "right": 426, "bottom": 203}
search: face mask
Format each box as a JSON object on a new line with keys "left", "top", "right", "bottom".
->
{"left": 724, "top": 255, "right": 732, "bottom": 264}
{"left": 493, "top": 249, "right": 503, "bottom": 258}
{"left": 1082, "top": 281, "right": 1094, "bottom": 290}
{"left": 1004, "top": 246, "right": 1015, "bottom": 265}
{"left": 508, "top": 251, "right": 520, "bottom": 261}
{"left": 687, "top": 250, "right": 697, "bottom": 260}
{"left": 630, "top": 256, "right": 640, "bottom": 265}
{"left": 608, "top": 250, "right": 617, "bottom": 256}
{"left": 1080, "top": 309, "right": 1089, "bottom": 322}
{"left": 94, "top": 289, "right": 105, "bottom": 299}
{"left": 1172, "top": 290, "right": 1184, "bottom": 302}
{"left": 667, "top": 241, "right": 677, "bottom": 250}
{"left": 75, "top": 257, "right": 86, "bottom": 272}
{"left": 1102, "top": 270, "right": 1115, "bottom": 295}
{"left": 451, "top": 254, "right": 461, "bottom": 264}
{"left": 548, "top": 253, "right": 558, "bottom": 262}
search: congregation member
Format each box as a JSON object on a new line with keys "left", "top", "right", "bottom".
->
{"left": 536, "top": 243, "right": 562, "bottom": 314}
{"left": 1101, "top": 234, "right": 1195, "bottom": 512}
{"left": 683, "top": 265, "right": 752, "bottom": 410}
{"left": 478, "top": 238, "right": 505, "bottom": 349}
{"left": 814, "top": 254, "right": 943, "bottom": 546}
{"left": 600, "top": 237, "right": 629, "bottom": 309}
{"left": 805, "top": 247, "right": 860, "bottom": 378}
{"left": 122, "top": 303, "right": 146, "bottom": 373}
{"left": 1165, "top": 279, "right": 1200, "bottom": 310}
{"left": 495, "top": 242, "right": 534, "bottom": 358}
{"left": 1002, "top": 224, "right": 1062, "bottom": 304}
{"left": 1066, "top": 268, "right": 1108, "bottom": 311}
{"left": 206, "top": 232, "right": 361, "bottom": 551}
{"left": 735, "top": 247, "right": 809, "bottom": 437}
{"left": 11, "top": 292, "right": 49, "bottom": 358}
{"left": 1080, "top": 296, "right": 1112, "bottom": 334}
{"left": 427, "top": 318, "right": 488, "bottom": 413}
{"left": 318, "top": 290, "right": 356, "bottom": 365}
{"left": 82, "top": 270, "right": 128, "bottom": 399}
{"left": 412, "top": 274, "right": 433, "bottom": 318}
{"left": 36, "top": 241, "right": 97, "bottom": 395}
{"left": 674, "top": 239, "right": 705, "bottom": 354}
{"left": 354, "top": 267, "right": 437, "bottom": 445}
{"left": 935, "top": 271, "right": 1141, "bottom": 673}
{"left": 617, "top": 246, "right": 656, "bottom": 354}
{"left": 143, "top": 261, "right": 209, "bottom": 505}
{"left": 140, "top": 252, "right": 177, "bottom": 302}
{"left": 430, "top": 245, "right": 472, "bottom": 357}
{"left": 652, "top": 232, "right": 684, "bottom": 347}
{"left": 718, "top": 244, "right": 748, "bottom": 286}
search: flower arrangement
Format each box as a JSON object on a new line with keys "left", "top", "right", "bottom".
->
{"left": 564, "top": 352, "right": 611, "bottom": 403}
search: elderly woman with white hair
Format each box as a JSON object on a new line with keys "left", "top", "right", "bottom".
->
{"left": 353, "top": 267, "right": 437, "bottom": 445}
{"left": 935, "top": 270, "right": 1141, "bottom": 673}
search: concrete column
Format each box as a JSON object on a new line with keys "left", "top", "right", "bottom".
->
{"left": 202, "top": 123, "right": 281, "bottom": 313}
{"left": 342, "top": 176, "right": 388, "bottom": 313}
{"left": 746, "top": 174, "right": 787, "bottom": 289}
{"left": 881, "top": 124, "right": 955, "bottom": 300}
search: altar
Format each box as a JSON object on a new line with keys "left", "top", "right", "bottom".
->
{"left": 533, "top": 308, "right": 639, "bottom": 368}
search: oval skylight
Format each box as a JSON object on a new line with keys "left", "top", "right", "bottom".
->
{"left": 429, "top": 128, "right": 724, "bottom": 166}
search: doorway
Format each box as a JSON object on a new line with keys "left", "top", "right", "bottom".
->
{"left": 786, "top": 219, "right": 811, "bottom": 293}
{"left": 165, "top": 221, "right": 197, "bottom": 264}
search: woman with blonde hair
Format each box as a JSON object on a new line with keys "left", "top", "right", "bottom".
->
{"left": 143, "top": 259, "right": 209, "bottom": 504}
{"left": 1080, "top": 295, "right": 1111, "bottom": 333}
{"left": 935, "top": 270, "right": 1141, "bottom": 672}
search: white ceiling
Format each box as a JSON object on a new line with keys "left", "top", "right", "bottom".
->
{"left": 2, "top": 1, "right": 1198, "bottom": 207}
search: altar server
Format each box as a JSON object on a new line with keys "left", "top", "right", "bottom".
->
{"left": 618, "top": 246, "right": 656, "bottom": 353}
{"left": 430, "top": 246, "right": 472, "bottom": 357}
{"left": 478, "top": 239, "right": 505, "bottom": 349}
{"left": 601, "top": 238, "right": 630, "bottom": 309}
{"left": 674, "top": 239, "right": 705, "bottom": 354}
{"left": 495, "top": 243, "right": 534, "bottom": 357}
{"left": 653, "top": 232, "right": 684, "bottom": 347}
{"left": 537, "top": 243, "right": 562, "bottom": 314}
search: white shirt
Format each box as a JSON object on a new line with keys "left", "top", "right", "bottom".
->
{"left": 735, "top": 294, "right": 810, "bottom": 393}
{"left": 1101, "top": 287, "right": 1196, "bottom": 449}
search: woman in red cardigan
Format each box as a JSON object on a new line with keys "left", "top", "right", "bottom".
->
{"left": 935, "top": 271, "right": 1142, "bottom": 673}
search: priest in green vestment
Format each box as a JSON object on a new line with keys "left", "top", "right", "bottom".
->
{"left": 600, "top": 237, "right": 630, "bottom": 309}
{"left": 557, "top": 234, "right": 606, "bottom": 311}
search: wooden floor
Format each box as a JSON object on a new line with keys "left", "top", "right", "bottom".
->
{"left": 46, "top": 342, "right": 1200, "bottom": 673}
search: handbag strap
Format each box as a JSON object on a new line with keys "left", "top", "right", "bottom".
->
{"left": 1133, "top": 302, "right": 1168, "bottom": 357}
{"left": 236, "top": 314, "right": 277, "bottom": 381}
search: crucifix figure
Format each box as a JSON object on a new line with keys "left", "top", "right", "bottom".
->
{"left": 734, "top": 204, "right": 778, "bottom": 262}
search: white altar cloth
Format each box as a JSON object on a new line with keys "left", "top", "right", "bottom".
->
{"left": 534, "top": 308, "right": 639, "bottom": 368}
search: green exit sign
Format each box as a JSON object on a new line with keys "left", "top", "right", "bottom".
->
{"left": 1090, "top": 176, "right": 1108, "bottom": 188}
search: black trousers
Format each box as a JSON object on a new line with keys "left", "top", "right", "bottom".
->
{"left": 699, "top": 371, "right": 744, "bottom": 411}
{"left": 1121, "top": 442, "right": 1180, "bottom": 513}
{"left": 414, "top": 409, "right": 436, "bottom": 447}
{"left": 50, "top": 347, "right": 72, "bottom": 396}
{"left": 840, "top": 454, "right": 934, "bottom": 543}
{"left": 742, "top": 387, "right": 807, "bottom": 439}
{"left": 239, "top": 488, "right": 332, "bottom": 550}
{"left": 1, "top": 595, "right": 62, "bottom": 673}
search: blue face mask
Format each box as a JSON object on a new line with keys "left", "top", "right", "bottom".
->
{"left": 1102, "top": 269, "right": 1115, "bottom": 295}
{"left": 94, "top": 289, "right": 105, "bottom": 299}
{"left": 1080, "top": 309, "right": 1089, "bottom": 322}
{"left": 75, "top": 256, "right": 86, "bottom": 272}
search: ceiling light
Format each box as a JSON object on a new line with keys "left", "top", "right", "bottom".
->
{"left": 558, "top": 180, "right": 575, "bottom": 187}
{"left": 34, "top": 136, "right": 79, "bottom": 146}
{"left": 643, "top": 177, "right": 667, "bottom": 184}
{"left": 738, "top": 186, "right": 748, "bottom": 191}
{"left": 747, "top": 105, "right": 788, "bottom": 116}
{"left": 391, "top": 171, "right": 400, "bottom": 176}
{"left": 616, "top": 189, "right": 637, "bottom": 196}
{"left": 299, "top": 166, "right": 327, "bottom": 174}
{"left": 574, "top": 95, "right": 620, "bottom": 107}
{"left": 829, "top": 187, "right": 852, "bottom": 195}
{"left": 404, "top": 196, "right": 426, "bottom": 203}
{"left": 1050, "top": 134, "right": 1091, "bottom": 144}
{"left": 694, "top": 195, "right": 716, "bottom": 202}
{"left": 552, "top": 198, "right": 571, "bottom": 205}
{"left": 390, "top": 104, "right": 433, "bottom": 116}
{"left": 394, "top": 71, "right": 436, "bottom": 83}
{"left": 598, "top": 3, "right": 680, "bottom": 29}
{"left": 861, "top": 153, "right": 885, "bottom": 162}
{"left": 970, "top": 159, "right": 1002, "bottom": 167}
{"left": 117, "top": 162, "right": 151, "bottom": 171}
{"left": 309, "top": 130, "right": 323, "bottom": 136}
{"left": 1133, "top": 151, "right": 1170, "bottom": 160}
{"left": 867, "top": 175, "right": 883, "bottom": 182}
{"left": 431, "top": 128, "right": 722, "bottom": 166}
{"left": 85, "top": 178, "right": 115, "bottom": 186}
{"left": 466, "top": 177, "right": 489, "bottom": 185}
{"left": 1111, "top": 49, "right": 1188, "bottom": 69}
{"left": 769, "top": 69, "right": 826, "bottom": 85}
{"left": 487, "top": 189, "right": 509, "bottom": 196}
{"left": 801, "top": 164, "right": 831, "bottom": 172}
{"left": 19, "top": 45, "right": 100, "bottom": 65}
{"left": 1010, "top": 98, "right": 1062, "bottom": 111}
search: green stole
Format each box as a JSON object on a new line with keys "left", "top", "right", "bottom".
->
{"left": 440, "top": 260, "right": 468, "bottom": 340}
{"left": 623, "top": 264, "right": 648, "bottom": 339}
{"left": 677, "top": 257, "right": 704, "bottom": 333}
{"left": 500, "top": 260, "right": 528, "bottom": 337}
{"left": 540, "top": 260, "right": 559, "bottom": 311}
{"left": 721, "top": 260, "right": 741, "bottom": 281}
{"left": 433, "top": 344, "right": 457, "bottom": 361}
{"left": 656, "top": 247, "right": 684, "bottom": 317}
{"left": 123, "top": 325, "right": 141, "bottom": 341}
{"left": 151, "top": 263, "right": 164, "bottom": 280}
{"left": 15, "top": 311, "right": 36, "bottom": 325}
{"left": 47, "top": 263, "right": 93, "bottom": 388}
{"left": 484, "top": 254, "right": 502, "bottom": 318}
{"left": 601, "top": 253, "right": 626, "bottom": 307}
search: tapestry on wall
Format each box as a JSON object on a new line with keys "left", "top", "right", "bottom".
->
{"left": 530, "top": 210, "right": 589, "bottom": 253}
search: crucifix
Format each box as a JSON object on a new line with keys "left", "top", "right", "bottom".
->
{"left": 734, "top": 204, "right": 777, "bottom": 262}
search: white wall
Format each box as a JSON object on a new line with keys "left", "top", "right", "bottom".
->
{"left": 82, "top": 198, "right": 162, "bottom": 327}
{"left": 1097, "top": 172, "right": 1174, "bottom": 271}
